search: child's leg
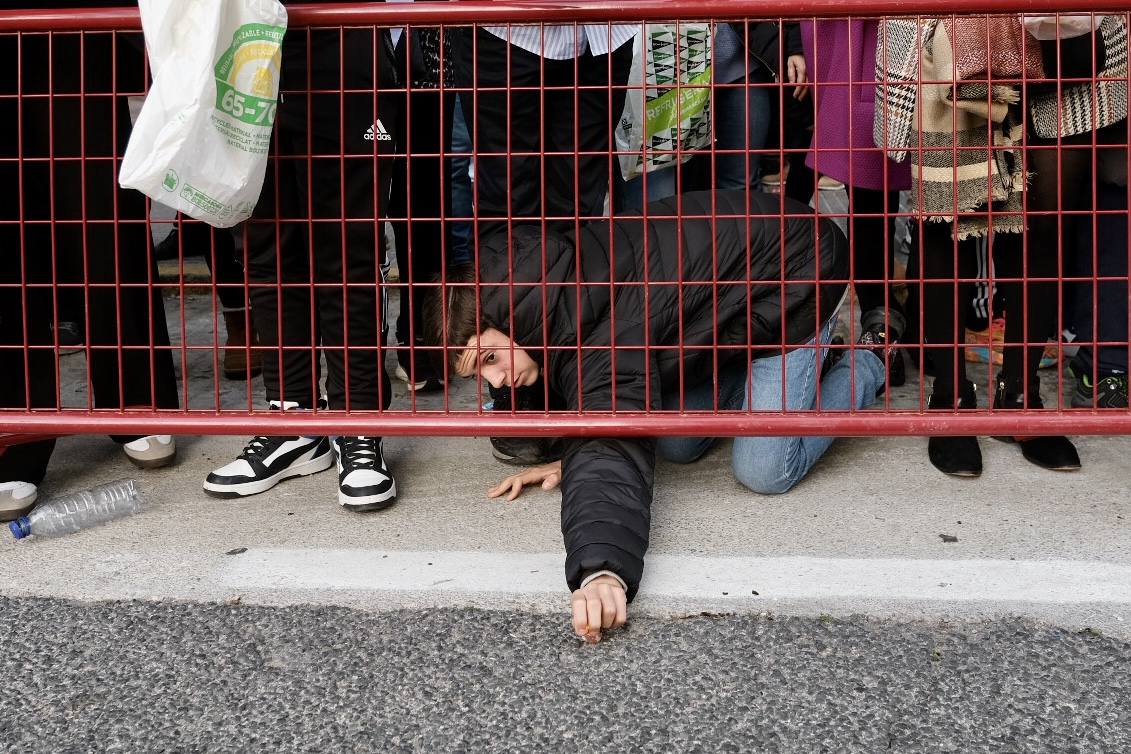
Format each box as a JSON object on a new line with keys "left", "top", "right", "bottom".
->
{"left": 731, "top": 321, "right": 884, "bottom": 494}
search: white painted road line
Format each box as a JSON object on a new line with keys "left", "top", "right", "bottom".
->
{"left": 218, "top": 550, "right": 1131, "bottom": 604}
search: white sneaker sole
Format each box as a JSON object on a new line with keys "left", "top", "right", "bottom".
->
{"left": 338, "top": 480, "right": 398, "bottom": 512}
{"left": 203, "top": 452, "right": 334, "bottom": 498}
{"left": 0, "top": 489, "right": 38, "bottom": 522}
{"left": 124, "top": 440, "right": 177, "bottom": 470}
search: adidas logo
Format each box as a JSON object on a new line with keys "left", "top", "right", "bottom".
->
{"left": 364, "top": 120, "right": 392, "bottom": 142}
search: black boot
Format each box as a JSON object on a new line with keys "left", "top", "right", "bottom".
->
{"left": 927, "top": 382, "right": 982, "bottom": 477}
{"left": 859, "top": 307, "right": 907, "bottom": 392}
{"left": 992, "top": 378, "right": 1081, "bottom": 471}
{"left": 488, "top": 385, "right": 565, "bottom": 466}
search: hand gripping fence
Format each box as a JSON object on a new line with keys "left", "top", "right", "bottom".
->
{"left": 0, "top": 1, "right": 1129, "bottom": 446}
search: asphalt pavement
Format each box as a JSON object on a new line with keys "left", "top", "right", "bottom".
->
{"left": 2, "top": 597, "right": 1129, "bottom": 753}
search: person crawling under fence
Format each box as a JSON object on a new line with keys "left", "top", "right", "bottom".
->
{"left": 425, "top": 190, "right": 891, "bottom": 643}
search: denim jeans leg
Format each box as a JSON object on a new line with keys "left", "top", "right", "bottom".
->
{"left": 449, "top": 97, "right": 474, "bottom": 267}
{"left": 732, "top": 318, "right": 883, "bottom": 494}
{"left": 621, "top": 166, "right": 679, "bottom": 212}
{"left": 714, "top": 80, "right": 771, "bottom": 191}
{"left": 656, "top": 363, "right": 747, "bottom": 463}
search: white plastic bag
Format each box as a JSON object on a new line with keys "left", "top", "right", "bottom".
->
{"left": 119, "top": 0, "right": 288, "bottom": 228}
{"left": 1023, "top": 15, "right": 1103, "bottom": 41}
{"left": 615, "top": 24, "right": 713, "bottom": 181}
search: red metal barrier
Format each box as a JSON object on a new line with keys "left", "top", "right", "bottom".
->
{"left": 0, "top": 3, "right": 1129, "bottom": 442}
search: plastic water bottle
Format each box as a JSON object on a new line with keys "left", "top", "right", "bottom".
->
{"left": 8, "top": 479, "right": 142, "bottom": 540}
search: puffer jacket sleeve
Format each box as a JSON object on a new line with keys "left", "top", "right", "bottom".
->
{"left": 556, "top": 329, "right": 657, "bottom": 603}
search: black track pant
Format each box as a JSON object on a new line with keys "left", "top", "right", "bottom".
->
{"left": 246, "top": 29, "right": 400, "bottom": 411}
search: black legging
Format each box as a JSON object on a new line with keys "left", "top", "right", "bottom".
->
{"left": 789, "top": 182, "right": 905, "bottom": 333}
{"left": 848, "top": 187, "right": 904, "bottom": 321}
{"left": 918, "top": 220, "right": 983, "bottom": 400}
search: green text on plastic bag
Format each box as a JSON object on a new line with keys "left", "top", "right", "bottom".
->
{"left": 644, "top": 68, "right": 712, "bottom": 139}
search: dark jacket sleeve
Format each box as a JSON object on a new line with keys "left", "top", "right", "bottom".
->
{"left": 783, "top": 22, "right": 803, "bottom": 59}
{"left": 729, "top": 21, "right": 804, "bottom": 77}
{"left": 555, "top": 336, "right": 657, "bottom": 603}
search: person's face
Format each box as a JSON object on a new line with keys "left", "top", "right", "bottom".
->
{"left": 456, "top": 328, "right": 540, "bottom": 389}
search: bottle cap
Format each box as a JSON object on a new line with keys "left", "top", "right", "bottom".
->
{"left": 9, "top": 517, "right": 30, "bottom": 540}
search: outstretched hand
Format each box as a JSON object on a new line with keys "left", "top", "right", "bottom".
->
{"left": 486, "top": 460, "right": 563, "bottom": 502}
{"left": 571, "top": 575, "right": 628, "bottom": 643}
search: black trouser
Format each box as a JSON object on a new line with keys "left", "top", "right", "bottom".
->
{"left": 388, "top": 82, "right": 455, "bottom": 382}
{"left": 921, "top": 223, "right": 1057, "bottom": 400}
{"left": 246, "top": 28, "right": 399, "bottom": 411}
{"left": 774, "top": 89, "right": 818, "bottom": 206}
{"left": 1029, "top": 122, "right": 1128, "bottom": 383}
{"left": 843, "top": 187, "right": 905, "bottom": 336}
{"left": 918, "top": 123, "right": 1122, "bottom": 399}
{"left": 0, "top": 33, "right": 178, "bottom": 483}
{"left": 916, "top": 221, "right": 983, "bottom": 398}
{"left": 453, "top": 28, "right": 633, "bottom": 235}
{"left": 1070, "top": 179, "right": 1129, "bottom": 377}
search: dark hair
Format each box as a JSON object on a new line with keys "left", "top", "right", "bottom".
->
{"left": 422, "top": 263, "right": 497, "bottom": 370}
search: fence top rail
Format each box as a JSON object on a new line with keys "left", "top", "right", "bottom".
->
{"left": 0, "top": 1, "right": 1125, "bottom": 32}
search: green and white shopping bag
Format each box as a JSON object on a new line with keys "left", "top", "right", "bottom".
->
{"left": 616, "top": 23, "right": 713, "bottom": 181}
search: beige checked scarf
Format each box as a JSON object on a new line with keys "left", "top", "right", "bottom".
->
{"left": 875, "top": 18, "right": 1032, "bottom": 239}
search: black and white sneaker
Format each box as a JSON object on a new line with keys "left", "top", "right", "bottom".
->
{"left": 333, "top": 436, "right": 397, "bottom": 512}
{"left": 203, "top": 435, "right": 333, "bottom": 498}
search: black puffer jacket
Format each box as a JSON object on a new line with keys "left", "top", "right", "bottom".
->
{"left": 479, "top": 191, "right": 848, "bottom": 600}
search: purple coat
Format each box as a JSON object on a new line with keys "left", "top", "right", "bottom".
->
{"left": 801, "top": 20, "right": 911, "bottom": 192}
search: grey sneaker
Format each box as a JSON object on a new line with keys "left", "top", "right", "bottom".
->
{"left": 122, "top": 435, "right": 176, "bottom": 469}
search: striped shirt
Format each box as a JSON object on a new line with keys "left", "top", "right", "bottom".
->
{"left": 484, "top": 23, "right": 637, "bottom": 59}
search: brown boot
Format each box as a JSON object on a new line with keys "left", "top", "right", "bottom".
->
{"left": 222, "top": 309, "right": 262, "bottom": 380}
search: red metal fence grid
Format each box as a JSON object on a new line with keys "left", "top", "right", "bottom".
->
{"left": 0, "top": 3, "right": 1129, "bottom": 439}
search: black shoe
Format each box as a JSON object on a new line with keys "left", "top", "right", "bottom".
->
{"left": 54, "top": 320, "right": 84, "bottom": 347}
{"left": 992, "top": 379, "right": 1081, "bottom": 471}
{"left": 927, "top": 385, "right": 982, "bottom": 477}
{"left": 820, "top": 335, "right": 845, "bottom": 376}
{"left": 333, "top": 436, "right": 397, "bottom": 511}
{"left": 52, "top": 320, "right": 84, "bottom": 355}
{"left": 859, "top": 308, "right": 906, "bottom": 390}
{"left": 203, "top": 435, "right": 334, "bottom": 498}
{"left": 490, "top": 435, "right": 567, "bottom": 466}
{"left": 1071, "top": 370, "right": 1128, "bottom": 409}
{"left": 858, "top": 328, "right": 905, "bottom": 395}
{"left": 488, "top": 384, "right": 563, "bottom": 466}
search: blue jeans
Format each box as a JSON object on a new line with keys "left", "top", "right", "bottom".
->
{"left": 620, "top": 160, "right": 678, "bottom": 211}
{"left": 449, "top": 97, "right": 474, "bottom": 267}
{"left": 620, "top": 76, "right": 772, "bottom": 210}
{"left": 713, "top": 80, "right": 772, "bottom": 191}
{"left": 656, "top": 317, "right": 885, "bottom": 494}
